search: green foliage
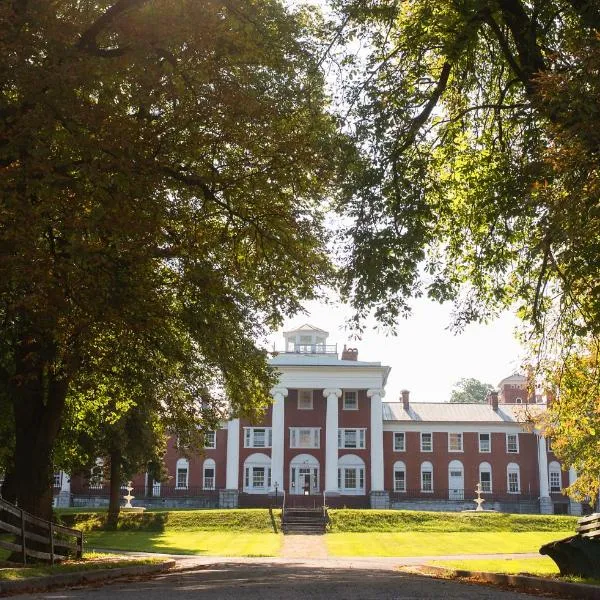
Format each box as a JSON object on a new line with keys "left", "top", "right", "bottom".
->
{"left": 61, "top": 509, "right": 277, "bottom": 532}
{"left": 0, "top": 0, "right": 344, "bottom": 514}
{"left": 449, "top": 378, "right": 494, "bottom": 404}
{"left": 327, "top": 509, "right": 577, "bottom": 532}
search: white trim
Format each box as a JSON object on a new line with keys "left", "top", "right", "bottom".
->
{"left": 393, "top": 431, "right": 406, "bottom": 452}
{"left": 289, "top": 427, "right": 321, "bottom": 449}
{"left": 420, "top": 432, "right": 433, "bottom": 452}
{"left": 507, "top": 462, "right": 521, "bottom": 493}
{"left": 393, "top": 460, "right": 406, "bottom": 492}
{"left": 448, "top": 432, "right": 463, "bottom": 452}
{"left": 549, "top": 461, "right": 562, "bottom": 493}
{"left": 337, "top": 454, "right": 366, "bottom": 495}
{"left": 506, "top": 433, "right": 519, "bottom": 453}
{"left": 479, "top": 461, "right": 492, "bottom": 493}
{"left": 478, "top": 432, "right": 491, "bottom": 453}
{"left": 343, "top": 390, "right": 359, "bottom": 410}
{"left": 420, "top": 460, "right": 433, "bottom": 492}
{"left": 203, "top": 458, "right": 216, "bottom": 490}
{"left": 297, "top": 389, "right": 314, "bottom": 410}
{"left": 244, "top": 427, "right": 273, "bottom": 448}
{"left": 243, "top": 452, "right": 272, "bottom": 494}
{"left": 204, "top": 431, "right": 216, "bottom": 449}
{"left": 175, "top": 458, "right": 189, "bottom": 489}
{"left": 338, "top": 428, "right": 367, "bottom": 449}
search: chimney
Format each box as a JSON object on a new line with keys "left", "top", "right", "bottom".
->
{"left": 488, "top": 391, "right": 499, "bottom": 411}
{"left": 341, "top": 345, "right": 358, "bottom": 361}
{"left": 401, "top": 389, "right": 410, "bottom": 411}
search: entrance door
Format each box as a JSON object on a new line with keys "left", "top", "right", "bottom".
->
{"left": 448, "top": 461, "right": 464, "bottom": 500}
{"left": 290, "top": 466, "right": 319, "bottom": 494}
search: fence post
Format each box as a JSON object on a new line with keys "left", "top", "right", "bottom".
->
{"left": 77, "top": 531, "right": 83, "bottom": 559}
{"left": 49, "top": 522, "right": 55, "bottom": 566}
{"left": 20, "top": 508, "right": 26, "bottom": 565}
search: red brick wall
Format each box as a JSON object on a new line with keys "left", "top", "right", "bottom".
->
{"left": 284, "top": 389, "right": 326, "bottom": 491}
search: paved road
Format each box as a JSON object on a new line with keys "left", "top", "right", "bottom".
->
{"left": 14, "top": 559, "right": 563, "bottom": 599}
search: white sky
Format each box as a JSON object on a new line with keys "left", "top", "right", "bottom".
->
{"left": 267, "top": 300, "right": 525, "bottom": 404}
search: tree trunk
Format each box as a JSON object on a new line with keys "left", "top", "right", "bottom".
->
{"left": 10, "top": 333, "right": 68, "bottom": 521}
{"left": 1, "top": 467, "right": 17, "bottom": 504}
{"left": 107, "top": 449, "right": 122, "bottom": 529}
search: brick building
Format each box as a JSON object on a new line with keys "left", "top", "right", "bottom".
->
{"left": 58, "top": 325, "right": 580, "bottom": 515}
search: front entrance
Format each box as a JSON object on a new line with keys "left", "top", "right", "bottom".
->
{"left": 448, "top": 460, "right": 464, "bottom": 500}
{"left": 289, "top": 453, "right": 320, "bottom": 495}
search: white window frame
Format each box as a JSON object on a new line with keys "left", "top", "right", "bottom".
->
{"left": 393, "top": 432, "right": 406, "bottom": 452}
{"left": 507, "top": 463, "right": 521, "bottom": 494}
{"left": 448, "top": 432, "right": 463, "bottom": 452}
{"left": 478, "top": 432, "right": 491, "bottom": 453}
{"left": 549, "top": 461, "right": 562, "bottom": 493}
{"left": 515, "top": 397, "right": 523, "bottom": 404}
{"left": 203, "top": 459, "right": 216, "bottom": 490}
{"left": 338, "top": 428, "right": 366, "bottom": 449}
{"left": 343, "top": 390, "right": 358, "bottom": 410}
{"left": 89, "top": 458, "right": 104, "bottom": 489}
{"left": 479, "top": 462, "right": 492, "bottom": 493}
{"left": 420, "top": 432, "right": 433, "bottom": 452}
{"left": 546, "top": 437, "right": 553, "bottom": 452}
{"left": 297, "top": 389, "right": 314, "bottom": 410}
{"left": 244, "top": 427, "right": 273, "bottom": 448}
{"left": 243, "top": 453, "right": 272, "bottom": 493}
{"left": 204, "top": 431, "right": 216, "bottom": 449}
{"left": 176, "top": 458, "right": 189, "bottom": 489}
{"left": 337, "top": 454, "right": 366, "bottom": 495}
{"left": 290, "top": 427, "right": 321, "bottom": 449}
{"left": 420, "top": 461, "right": 433, "bottom": 492}
{"left": 53, "top": 472, "right": 62, "bottom": 488}
{"left": 393, "top": 461, "right": 406, "bottom": 492}
{"left": 506, "top": 433, "right": 519, "bottom": 453}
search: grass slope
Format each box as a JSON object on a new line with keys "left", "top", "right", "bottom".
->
{"left": 327, "top": 510, "right": 578, "bottom": 532}
{"left": 60, "top": 509, "right": 278, "bottom": 532}
{"left": 431, "top": 557, "right": 559, "bottom": 575}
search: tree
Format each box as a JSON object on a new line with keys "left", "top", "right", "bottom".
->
{"left": 328, "top": 1, "right": 600, "bottom": 495}
{"left": 331, "top": 0, "right": 600, "bottom": 339}
{"left": 0, "top": 0, "right": 343, "bottom": 518}
{"left": 449, "top": 378, "right": 494, "bottom": 404}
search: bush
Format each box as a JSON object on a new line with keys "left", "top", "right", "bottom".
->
{"left": 60, "top": 509, "right": 276, "bottom": 532}
{"left": 327, "top": 510, "right": 578, "bottom": 532}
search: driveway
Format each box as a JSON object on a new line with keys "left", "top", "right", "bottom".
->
{"left": 13, "top": 558, "right": 563, "bottom": 599}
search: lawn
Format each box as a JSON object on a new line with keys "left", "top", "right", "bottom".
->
{"left": 430, "top": 556, "right": 559, "bottom": 575}
{"left": 325, "top": 531, "right": 573, "bottom": 557}
{"left": 0, "top": 553, "right": 162, "bottom": 581}
{"left": 84, "top": 530, "right": 282, "bottom": 557}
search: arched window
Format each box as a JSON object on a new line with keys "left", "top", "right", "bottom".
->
{"left": 337, "top": 454, "right": 365, "bottom": 495}
{"left": 549, "top": 461, "right": 562, "bottom": 493}
{"left": 203, "top": 458, "right": 216, "bottom": 490}
{"left": 479, "top": 462, "right": 492, "bottom": 493}
{"left": 243, "top": 452, "right": 271, "bottom": 493}
{"left": 393, "top": 461, "right": 406, "bottom": 492}
{"left": 290, "top": 453, "right": 319, "bottom": 494}
{"left": 421, "top": 461, "right": 433, "bottom": 492}
{"left": 90, "top": 458, "right": 104, "bottom": 489}
{"left": 507, "top": 462, "right": 520, "bottom": 494}
{"left": 176, "top": 458, "right": 189, "bottom": 489}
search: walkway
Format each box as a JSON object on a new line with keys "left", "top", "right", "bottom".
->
{"left": 281, "top": 534, "right": 329, "bottom": 559}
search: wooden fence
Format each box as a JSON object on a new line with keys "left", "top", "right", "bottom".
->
{"left": 0, "top": 497, "right": 83, "bottom": 565}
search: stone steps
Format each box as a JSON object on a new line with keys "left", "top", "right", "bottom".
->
{"left": 281, "top": 507, "right": 328, "bottom": 534}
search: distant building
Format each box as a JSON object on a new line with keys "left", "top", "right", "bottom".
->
{"left": 60, "top": 325, "right": 580, "bottom": 515}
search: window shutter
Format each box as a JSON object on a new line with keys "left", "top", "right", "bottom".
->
{"left": 337, "top": 429, "right": 342, "bottom": 449}
{"left": 245, "top": 429, "right": 251, "bottom": 447}
{"left": 359, "top": 430, "right": 365, "bottom": 448}
{"left": 245, "top": 467, "right": 250, "bottom": 487}
{"left": 268, "top": 429, "right": 273, "bottom": 447}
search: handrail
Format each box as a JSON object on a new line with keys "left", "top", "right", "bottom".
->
{"left": 0, "top": 497, "right": 83, "bottom": 565}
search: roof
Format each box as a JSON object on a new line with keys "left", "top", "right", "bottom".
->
{"left": 283, "top": 323, "right": 328, "bottom": 335}
{"left": 382, "top": 402, "right": 545, "bottom": 424}
{"left": 497, "top": 373, "right": 527, "bottom": 387}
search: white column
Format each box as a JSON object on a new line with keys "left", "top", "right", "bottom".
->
{"left": 368, "top": 389, "right": 385, "bottom": 491}
{"left": 270, "top": 387, "right": 288, "bottom": 491}
{"left": 568, "top": 467, "right": 582, "bottom": 515}
{"left": 538, "top": 435, "right": 550, "bottom": 497}
{"left": 226, "top": 418, "right": 240, "bottom": 489}
{"left": 60, "top": 471, "right": 71, "bottom": 494}
{"left": 324, "top": 388, "right": 342, "bottom": 493}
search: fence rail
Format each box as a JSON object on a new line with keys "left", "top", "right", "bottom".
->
{"left": 0, "top": 497, "right": 83, "bottom": 565}
{"left": 389, "top": 489, "right": 540, "bottom": 503}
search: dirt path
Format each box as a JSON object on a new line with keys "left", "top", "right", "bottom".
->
{"left": 281, "top": 533, "right": 329, "bottom": 559}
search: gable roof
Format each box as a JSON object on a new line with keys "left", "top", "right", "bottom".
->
{"left": 382, "top": 402, "right": 544, "bottom": 424}
{"left": 283, "top": 323, "right": 328, "bottom": 335}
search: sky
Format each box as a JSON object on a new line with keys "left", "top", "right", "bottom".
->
{"left": 267, "top": 299, "right": 525, "bottom": 404}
